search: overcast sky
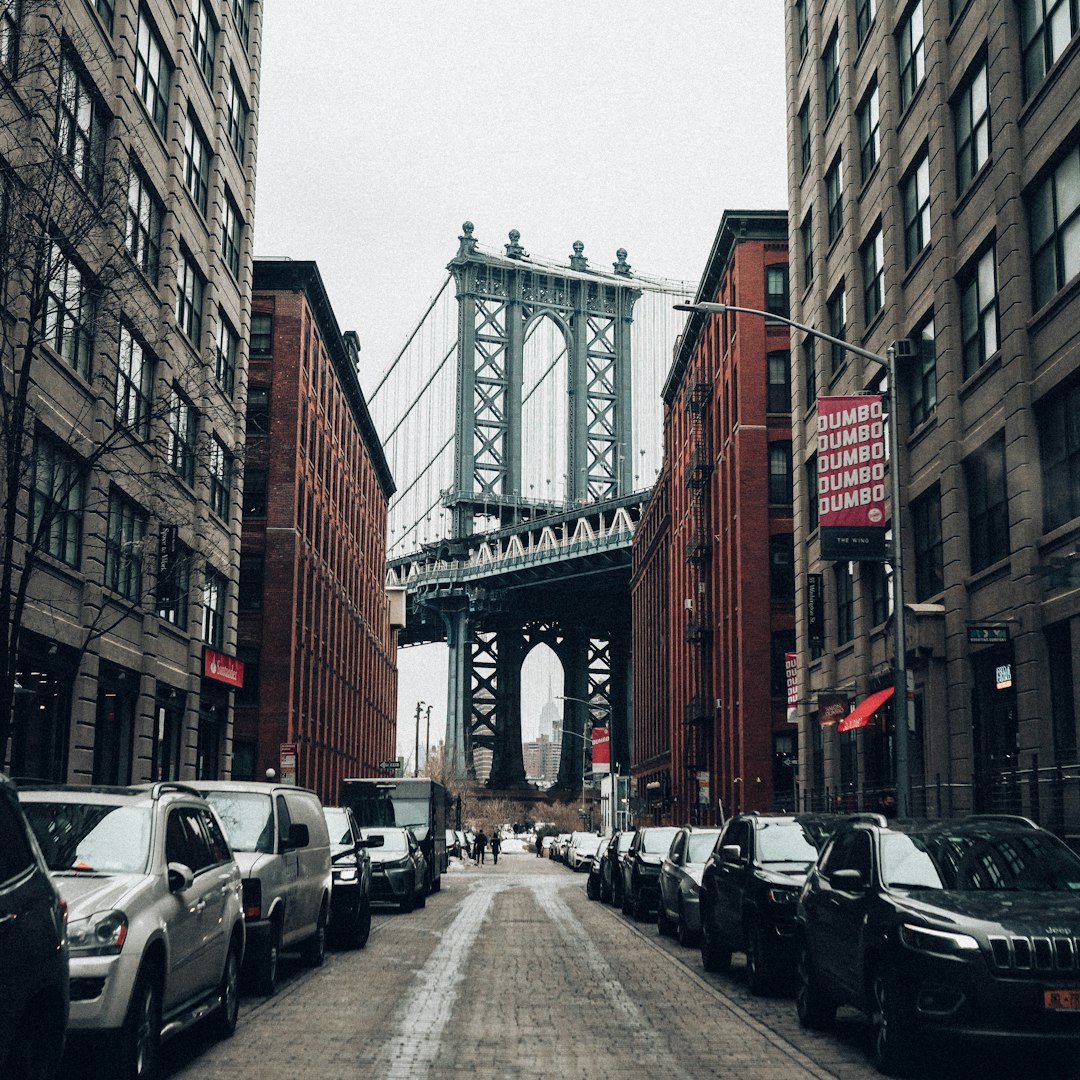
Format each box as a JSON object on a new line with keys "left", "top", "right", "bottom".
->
{"left": 253, "top": 3, "right": 789, "bottom": 763}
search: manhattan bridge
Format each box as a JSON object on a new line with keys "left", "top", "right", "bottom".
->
{"left": 367, "top": 223, "right": 693, "bottom": 794}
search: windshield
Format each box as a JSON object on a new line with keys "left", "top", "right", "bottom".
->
{"left": 756, "top": 822, "right": 820, "bottom": 864}
{"left": 202, "top": 791, "right": 274, "bottom": 853}
{"left": 364, "top": 828, "right": 408, "bottom": 853}
{"left": 389, "top": 799, "right": 429, "bottom": 828}
{"left": 617, "top": 832, "right": 634, "bottom": 853}
{"left": 881, "top": 829, "right": 1080, "bottom": 891}
{"left": 687, "top": 832, "right": 721, "bottom": 863}
{"left": 323, "top": 808, "right": 353, "bottom": 846}
{"left": 578, "top": 836, "right": 602, "bottom": 854}
{"left": 641, "top": 827, "right": 680, "bottom": 854}
{"left": 24, "top": 802, "right": 152, "bottom": 874}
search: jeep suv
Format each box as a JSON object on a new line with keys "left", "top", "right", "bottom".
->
{"left": 20, "top": 782, "right": 244, "bottom": 1080}
{"left": 621, "top": 826, "right": 680, "bottom": 921}
{"left": 699, "top": 812, "right": 833, "bottom": 993}
{"left": 796, "top": 815, "right": 1080, "bottom": 1074}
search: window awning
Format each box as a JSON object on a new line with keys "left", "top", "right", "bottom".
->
{"left": 837, "top": 686, "right": 895, "bottom": 733}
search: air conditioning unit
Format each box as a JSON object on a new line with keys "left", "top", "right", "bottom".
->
{"left": 892, "top": 338, "right": 916, "bottom": 360}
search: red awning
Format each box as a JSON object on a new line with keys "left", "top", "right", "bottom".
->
{"left": 837, "top": 686, "right": 895, "bottom": 733}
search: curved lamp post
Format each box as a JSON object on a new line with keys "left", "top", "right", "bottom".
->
{"left": 556, "top": 695, "right": 608, "bottom": 825}
{"left": 674, "top": 301, "right": 911, "bottom": 818}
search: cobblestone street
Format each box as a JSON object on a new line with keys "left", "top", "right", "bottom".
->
{"left": 61, "top": 852, "right": 1070, "bottom": 1080}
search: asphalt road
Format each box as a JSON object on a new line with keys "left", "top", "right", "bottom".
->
{"left": 61, "top": 850, "right": 1079, "bottom": 1079}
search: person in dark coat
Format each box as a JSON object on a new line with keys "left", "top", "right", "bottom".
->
{"left": 474, "top": 828, "right": 488, "bottom": 865}
{"left": 490, "top": 831, "right": 502, "bottom": 865}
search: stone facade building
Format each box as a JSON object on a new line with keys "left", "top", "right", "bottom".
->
{"left": 786, "top": 0, "right": 1080, "bottom": 823}
{"left": 2, "top": 1, "right": 260, "bottom": 783}
{"left": 238, "top": 259, "right": 398, "bottom": 805}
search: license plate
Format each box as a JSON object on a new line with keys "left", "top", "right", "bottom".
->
{"left": 1044, "top": 989, "right": 1080, "bottom": 1011}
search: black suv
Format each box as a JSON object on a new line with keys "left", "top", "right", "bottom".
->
{"left": 699, "top": 812, "right": 831, "bottom": 993}
{"left": 621, "top": 826, "right": 680, "bottom": 921}
{"left": 796, "top": 814, "right": 1080, "bottom": 1075}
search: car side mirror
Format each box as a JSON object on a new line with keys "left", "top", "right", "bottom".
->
{"left": 356, "top": 834, "right": 385, "bottom": 849}
{"left": 830, "top": 868, "right": 866, "bottom": 891}
{"left": 282, "top": 822, "right": 309, "bottom": 850}
{"left": 721, "top": 844, "right": 743, "bottom": 864}
{"left": 168, "top": 861, "right": 194, "bottom": 892}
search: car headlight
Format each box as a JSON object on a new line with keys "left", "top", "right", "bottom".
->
{"left": 900, "top": 923, "right": 980, "bottom": 957}
{"left": 334, "top": 867, "right": 358, "bottom": 882}
{"left": 382, "top": 857, "right": 410, "bottom": 871}
{"left": 68, "top": 910, "right": 128, "bottom": 956}
{"left": 766, "top": 887, "right": 799, "bottom": 905}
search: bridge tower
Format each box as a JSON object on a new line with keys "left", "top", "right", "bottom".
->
{"left": 429, "top": 224, "right": 641, "bottom": 789}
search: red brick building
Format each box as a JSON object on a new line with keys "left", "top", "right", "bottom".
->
{"left": 633, "top": 211, "right": 793, "bottom": 824}
{"left": 235, "top": 260, "right": 398, "bottom": 804}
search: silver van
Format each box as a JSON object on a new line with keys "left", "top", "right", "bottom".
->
{"left": 196, "top": 782, "right": 332, "bottom": 996}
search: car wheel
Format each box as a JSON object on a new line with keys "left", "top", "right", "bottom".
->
{"left": 600, "top": 874, "right": 612, "bottom": 905}
{"left": 621, "top": 883, "right": 633, "bottom": 916}
{"left": 301, "top": 902, "right": 328, "bottom": 967}
{"left": 213, "top": 939, "right": 241, "bottom": 1038}
{"left": 795, "top": 941, "right": 836, "bottom": 1030}
{"left": 253, "top": 919, "right": 281, "bottom": 996}
{"left": 676, "top": 900, "right": 696, "bottom": 948}
{"left": 415, "top": 881, "right": 427, "bottom": 908}
{"left": 871, "top": 966, "right": 916, "bottom": 1076}
{"left": 399, "top": 882, "right": 416, "bottom": 913}
{"left": 118, "top": 966, "right": 161, "bottom": 1080}
{"left": 700, "top": 911, "right": 732, "bottom": 974}
{"left": 745, "top": 918, "right": 775, "bottom": 995}
{"left": 351, "top": 898, "right": 372, "bottom": 949}
{"left": 431, "top": 874, "right": 442, "bottom": 893}
{"left": 586, "top": 873, "right": 600, "bottom": 901}
{"left": 656, "top": 902, "right": 673, "bottom": 936}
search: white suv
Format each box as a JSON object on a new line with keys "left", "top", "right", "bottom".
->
{"left": 19, "top": 782, "right": 244, "bottom": 1080}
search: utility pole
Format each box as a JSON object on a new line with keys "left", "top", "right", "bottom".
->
{"left": 424, "top": 704, "right": 433, "bottom": 774}
{"left": 414, "top": 700, "right": 426, "bottom": 777}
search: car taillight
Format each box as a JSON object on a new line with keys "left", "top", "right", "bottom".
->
{"left": 242, "top": 877, "right": 262, "bottom": 920}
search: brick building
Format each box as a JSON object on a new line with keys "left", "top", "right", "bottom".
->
{"left": 2, "top": 1, "right": 260, "bottom": 783}
{"left": 786, "top": 1, "right": 1080, "bottom": 821}
{"left": 237, "top": 259, "right": 398, "bottom": 805}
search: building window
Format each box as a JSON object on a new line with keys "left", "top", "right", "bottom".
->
{"left": 246, "top": 385, "right": 270, "bottom": 436}
{"left": 250, "top": 312, "right": 272, "bottom": 355}
{"left": 826, "top": 156, "right": 843, "bottom": 242}
{"left": 242, "top": 466, "right": 266, "bottom": 517}
{"left": 44, "top": 244, "right": 95, "bottom": 376}
{"left": 1038, "top": 373, "right": 1080, "bottom": 531}
{"left": 93, "top": 0, "right": 113, "bottom": 34}
{"left": 216, "top": 311, "right": 237, "bottom": 396}
{"left": 898, "top": 1, "right": 925, "bottom": 111}
{"left": 30, "top": 432, "right": 81, "bottom": 566}
{"left": 115, "top": 323, "right": 153, "bottom": 438}
{"left": 209, "top": 436, "right": 231, "bottom": 519}
{"left": 57, "top": 52, "right": 107, "bottom": 199}
{"left": 800, "top": 211, "right": 813, "bottom": 290}
{"left": 189, "top": 0, "right": 216, "bottom": 85}
{"left": 909, "top": 314, "right": 937, "bottom": 428}
{"left": 799, "top": 95, "right": 811, "bottom": 173}
{"left": 912, "top": 484, "right": 944, "bottom": 599}
{"left": 767, "top": 351, "right": 791, "bottom": 413}
{"left": 232, "top": 0, "right": 250, "bottom": 46}
{"left": 105, "top": 489, "right": 146, "bottom": 601}
{"left": 902, "top": 151, "right": 930, "bottom": 267}
{"left": 126, "top": 157, "right": 163, "bottom": 283}
{"left": 0, "top": 0, "right": 19, "bottom": 74}
{"left": 176, "top": 246, "right": 204, "bottom": 346}
{"left": 768, "top": 441, "right": 793, "bottom": 505}
{"left": 167, "top": 386, "right": 197, "bottom": 485}
{"left": 1021, "top": 0, "right": 1079, "bottom": 99}
{"left": 823, "top": 25, "right": 840, "bottom": 116}
{"left": 226, "top": 70, "right": 248, "bottom": 160}
{"left": 856, "top": 0, "right": 876, "bottom": 46}
{"left": 960, "top": 244, "right": 998, "bottom": 378}
{"left": 238, "top": 553, "right": 263, "bottom": 612}
{"left": 202, "top": 567, "right": 226, "bottom": 648}
{"left": 795, "top": 0, "right": 809, "bottom": 57}
{"left": 765, "top": 265, "right": 789, "bottom": 317}
{"left": 221, "top": 191, "right": 242, "bottom": 278}
{"left": 865, "top": 560, "right": 890, "bottom": 626}
{"left": 827, "top": 283, "right": 846, "bottom": 374}
{"left": 806, "top": 455, "right": 819, "bottom": 532}
{"left": 156, "top": 527, "right": 190, "bottom": 628}
{"left": 1030, "top": 140, "right": 1080, "bottom": 311}
{"left": 135, "top": 7, "right": 171, "bottom": 138}
{"left": 835, "top": 562, "right": 854, "bottom": 645}
{"left": 965, "top": 433, "right": 1009, "bottom": 572}
{"left": 770, "top": 533, "right": 795, "bottom": 602}
{"left": 803, "top": 337, "right": 817, "bottom": 407}
{"left": 955, "top": 60, "right": 990, "bottom": 194}
{"left": 1047, "top": 620, "right": 1077, "bottom": 754}
{"left": 862, "top": 225, "right": 884, "bottom": 324}
{"left": 857, "top": 77, "right": 880, "bottom": 184}
{"left": 184, "top": 112, "right": 211, "bottom": 216}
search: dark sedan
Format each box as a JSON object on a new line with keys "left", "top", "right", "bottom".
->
{"left": 658, "top": 827, "right": 722, "bottom": 947}
{"left": 621, "top": 826, "right": 681, "bottom": 921}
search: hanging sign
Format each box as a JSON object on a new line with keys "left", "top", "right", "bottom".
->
{"left": 807, "top": 573, "right": 824, "bottom": 646}
{"left": 785, "top": 653, "right": 798, "bottom": 724}
{"left": 279, "top": 743, "right": 298, "bottom": 786}
{"left": 592, "top": 727, "right": 610, "bottom": 775}
{"left": 818, "top": 692, "right": 850, "bottom": 727}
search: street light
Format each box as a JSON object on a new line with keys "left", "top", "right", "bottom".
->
{"left": 555, "top": 695, "right": 606, "bottom": 825}
{"left": 413, "top": 700, "right": 426, "bottom": 777}
{"left": 674, "top": 301, "right": 912, "bottom": 818}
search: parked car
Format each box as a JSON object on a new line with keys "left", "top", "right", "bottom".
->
{"left": 0, "top": 774, "right": 68, "bottom": 1080}
{"left": 445, "top": 829, "right": 462, "bottom": 859}
{"left": 621, "top": 826, "right": 681, "bottom": 920}
{"left": 541, "top": 835, "right": 557, "bottom": 857}
{"left": 555, "top": 833, "right": 572, "bottom": 863}
{"left": 364, "top": 827, "right": 427, "bottom": 912}
{"left": 586, "top": 835, "right": 616, "bottom": 900}
{"left": 21, "top": 781, "right": 244, "bottom": 1079}
{"left": 197, "top": 781, "right": 332, "bottom": 996}
{"left": 323, "top": 806, "right": 381, "bottom": 948}
{"left": 606, "top": 829, "right": 635, "bottom": 906}
{"left": 566, "top": 832, "right": 602, "bottom": 872}
{"left": 797, "top": 813, "right": 1080, "bottom": 1074}
{"left": 699, "top": 812, "right": 830, "bottom": 993}
{"left": 658, "top": 826, "right": 723, "bottom": 947}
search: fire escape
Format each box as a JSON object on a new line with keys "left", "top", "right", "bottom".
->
{"left": 683, "top": 379, "right": 713, "bottom": 823}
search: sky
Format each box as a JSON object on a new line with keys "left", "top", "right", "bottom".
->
{"left": 252, "top": 3, "right": 790, "bottom": 765}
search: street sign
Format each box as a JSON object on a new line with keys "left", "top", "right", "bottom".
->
{"left": 968, "top": 625, "right": 1009, "bottom": 644}
{"left": 379, "top": 759, "right": 400, "bottom": 771}
{"left": 279, "top": 743, "right": 297, "bottom": 786}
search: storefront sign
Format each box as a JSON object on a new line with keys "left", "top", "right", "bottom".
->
{"left": 807, "top": 573, "right": 824, "bottom": 646}
{"left": 785, "top": 652, "right": 798, "bottom": 724}
{"left": 817, "top": 395, "right": 887, "bottom": 561}
{"left": 969, "top": 625, "right": 1009, "bottom": 644}
{"left": 592, "top": 727, "right": 610, "bottom": 775}
{"left": 280, "top": 742, "right": 298, "bottom": 785}
{"left": 818, "top": 692, "right": 850, "bottom": 727}
{"left": 996, "top": 664, "right": 1013, "bottom": 690}
{"left": 203, "top": 647, "right": 244, "bottom": 689}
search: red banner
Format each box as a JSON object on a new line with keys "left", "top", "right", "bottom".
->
{"left": 203, "top": 647, "right": 244, "bottom": 688}
{"left": 591, "top": 727, "right": 610, "bottom": 775}
{"left": 785, "top": 652, "right": 798, "bottom": 723}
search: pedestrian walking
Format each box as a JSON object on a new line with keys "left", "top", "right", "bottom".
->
{"left": 535, "top": 833, "right": 543, "bottom": 856}
{"left": 474, "top": 828, "right": 488, "bottom": 865}
{"left": 490, "top": 831, "right": 502, "bottom": 865}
